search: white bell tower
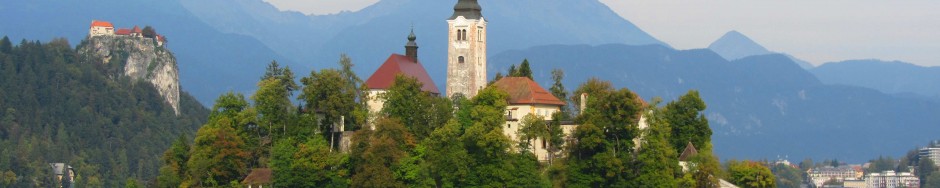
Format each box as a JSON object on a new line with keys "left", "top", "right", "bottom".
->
{"left": 446, "top": 0, "right": 487, "bottom": 98}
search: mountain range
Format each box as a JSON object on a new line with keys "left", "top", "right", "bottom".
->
{"left": 708, "top": 31, "right": 814, "bottom": 69}
{"left": 2, "top": 0, "right": 939, "bottom": 162}
{"left": 489, "top": 44, "right": 940, "bottom": 162}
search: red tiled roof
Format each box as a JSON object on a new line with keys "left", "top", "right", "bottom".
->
{"left": 115, "top": 28, "right": 131, "bottom": 35}
{"left": 241, "top": 168, "right": 272, "bottom": 185}
{"left": 492, "top": 77, "right": 565, "bottom": 106}
{"left": 90, "top": 20, "right": 113, "bottom": 28}
{"left": 365, "top": 54, "right": 439, "bottom": 94}
{"left": 132, "top": 26, "right": 142, "bottom": 33}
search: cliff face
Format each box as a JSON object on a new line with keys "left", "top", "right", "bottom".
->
{"left": 79, "top": 35, "right": 181, "bottom": 115}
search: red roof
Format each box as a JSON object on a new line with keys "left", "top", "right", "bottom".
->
{"left": 365, "top": 54, "right": 439, "bottom": 94}
{"left": 90, "top": 20, "right": 113, "bottom": 28}
{"left": 241, "top": 168, "right": 272, "bottom": 185}
{"left": 132, "top": 26, "right": 142, "bottom": 33}
{"left": 492, "top": 77, "right": 565, "bottom": 106}
{"left": 115, "top": 28, "right": 131, "bottom": 35}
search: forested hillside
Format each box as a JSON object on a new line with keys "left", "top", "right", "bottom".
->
{"left": 0, "top": 36, "right": 208, "bottom": 187}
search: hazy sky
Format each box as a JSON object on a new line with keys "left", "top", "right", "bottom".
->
{"left": 263, "top": 0, "right": 940, "bottom": 67}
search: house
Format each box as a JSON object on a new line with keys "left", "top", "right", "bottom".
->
{"left": 49, "top": 163, "right": 75, "bottom": 188}
{"left": 88, "top": 20, "right": 114, "bottom": 37}
{"left": 241, "top": 168, "right": 272, "bottom": 188}
{"left": 865, "top": 170, "right": 920, "bottom": 188}
{"left": 491, "top": 76, "right": 567, "bottom": 161}
{"left": 364, "top": 30, "right": 439, "bottom": 129}
{"left": 679, "top": 142, "right": 699, "bottom": 172}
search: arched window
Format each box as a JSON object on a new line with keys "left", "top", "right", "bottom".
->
{"left": 461, "top": 29, "right": 468, "bottom": 41}
{"left": 457, "top": 29, "right": 462, "bottom": 41}
{"left": 458, "top": 56, "right": 465, "bottom": 63}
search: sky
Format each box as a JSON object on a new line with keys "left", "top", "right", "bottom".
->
{"left": 263, "top": 0, "right": 940, "bottom": 67}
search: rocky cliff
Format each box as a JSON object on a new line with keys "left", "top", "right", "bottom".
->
{"left": 78, "top": 35, "right": 181, "bottom": 115}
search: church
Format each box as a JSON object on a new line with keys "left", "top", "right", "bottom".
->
{"left": 363, "top": 0, "right": 570, "bottom": 161}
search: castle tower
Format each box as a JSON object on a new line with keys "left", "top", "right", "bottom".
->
{"left": 446, "top": 0, "right": 487, "bottom": 98}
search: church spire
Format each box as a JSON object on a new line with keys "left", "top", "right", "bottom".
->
{"left": 405, "top": 27, "right": 418, "bottom": 61}
{"left": 450, "top": 0, "right": 483, "bottom": 20}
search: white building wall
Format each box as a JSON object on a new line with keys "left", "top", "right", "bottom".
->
{"left": 504, "top": 104, "right": 561, "bottom": 161}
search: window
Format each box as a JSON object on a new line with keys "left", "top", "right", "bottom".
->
{"left": 477, "top": 28, "right": 483, "bottom": 42}
{"left": 458, "top": 56, "right": 465, "bottom": 64}
{"left": 456, "top": 30, "right": 462, "bottom": 41}
{"left": 542, "top": 139, "right": 547, "bottom": 149}
{"left": 461, "top": 29, "right": 466, "bottom": 41}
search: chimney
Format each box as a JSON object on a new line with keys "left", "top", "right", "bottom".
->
{"left": 405, "top": 28, "right": 418, "bottom": 61}
{"left": 580, "top": 93, "right": 588, "bottom": 114}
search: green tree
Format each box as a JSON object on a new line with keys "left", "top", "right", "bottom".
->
{"left": 261, "top": 61, "right": 283, "bottom": 81}
{"left": 350, "top": 117, "right": 415, "bottom": 188}
{"left": 516, "top": 59, "right": 533, "bottom": 79}
{"left": 382, "top": 75, "right": 436, "bottom": 140}
{"left": 142, "top": 26, "right": 157, "bottom": 38}
{"left": 517, "top": 114, "right": 547, "bottom": 152}
{"left": 253, "top": 78, "right": 294, "bottom": 137}
{"left": 125, "top": 178, "right": 142, "bottom": 188}
{"left": 565, "top": 78, "right": 645, "bottom": 187}
{"left": 919, "top": 158, "right": 937, "bottom": 186}
{"left": 727, "top": 160, "right": 775, "bottom": 188}
{"left": 156, "top": 135, "right": 190, "bottom": 188}
{"left": 771, "top": 163, "right": 804, "bottom": 188}
{"left": 271, "top": 136, "right": 349, "bottom": 187}
{"left": 664, "top": 90, "right": 711, "bottom": 155}
{"left": 925, "top": 173, "right": 940, "bottom": 188}
{"left": 549, "top": 69, "right": 570, "bottom": 118}
{"left": 508, "top": 64, "right": 518, "bottom": 77}
{"left": 0, "top": 170, "right": 15, "bottom": 186}
{"left": 457, "top": 86, "right": 547, "bottom": 187}
{"left": 423, "top": 120, "right": 470, "bottom": 187}
{"left": 300, "top": 69, "right": 356, "bottom": 134}
{"left": 185, "top": 122, "right": 251, "bottom": 187}
{"left": 0, "top": 36, "right": 11, "bottom": 54}
{"left": 635, "top": 103, "right": 679, "bottom": 187}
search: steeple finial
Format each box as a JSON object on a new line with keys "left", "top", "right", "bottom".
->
{"left": 408, "top": 25, "right": 416, "bottom": 41}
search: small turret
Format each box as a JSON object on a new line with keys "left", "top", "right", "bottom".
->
{"left": 405, "top": 28, "right": 418, "bottom": 61}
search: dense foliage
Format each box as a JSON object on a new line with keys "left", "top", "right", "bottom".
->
{"left": 726, "top": 160, "right": 776, "bottom": 188}
{"left": 0, "top": 36, "right": 208, "bottom": 187}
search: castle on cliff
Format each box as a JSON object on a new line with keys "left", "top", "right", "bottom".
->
{"left": 89, "top": 20, "right": 167, "bottom": 47}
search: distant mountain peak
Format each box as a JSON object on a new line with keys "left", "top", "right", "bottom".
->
{"left": 708, "top": 30, "right": 771, "bottom": 61}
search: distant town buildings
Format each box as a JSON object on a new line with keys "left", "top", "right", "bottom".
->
{"left": 865, "top": 171, "right": 919, "bottom": 188}
{"left": 920, "top": 147, "right": 940, "bottom": 167}
{"left": 808, "top": 165, "right": 863, "bottom": 187}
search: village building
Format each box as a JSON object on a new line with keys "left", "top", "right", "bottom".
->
{"left": 865, "top": 170, "right": 920, "bottom": 188}
{"left": 679, "top": 142, "right": 699, "bottom": 172}
{"left": 446, "top": 0, "right": 487, "bottom": 98}
{"left": 364, "top": 29, "right": 439, "bottom": 129}
{"left": 491, "top": 77, "right": 570, "bottom": 161}
{"left": 808, "top": 165, "right": 864, "bottom": 187}
{"left": 88, "top": 20, "right": 114, "bottom": 37}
